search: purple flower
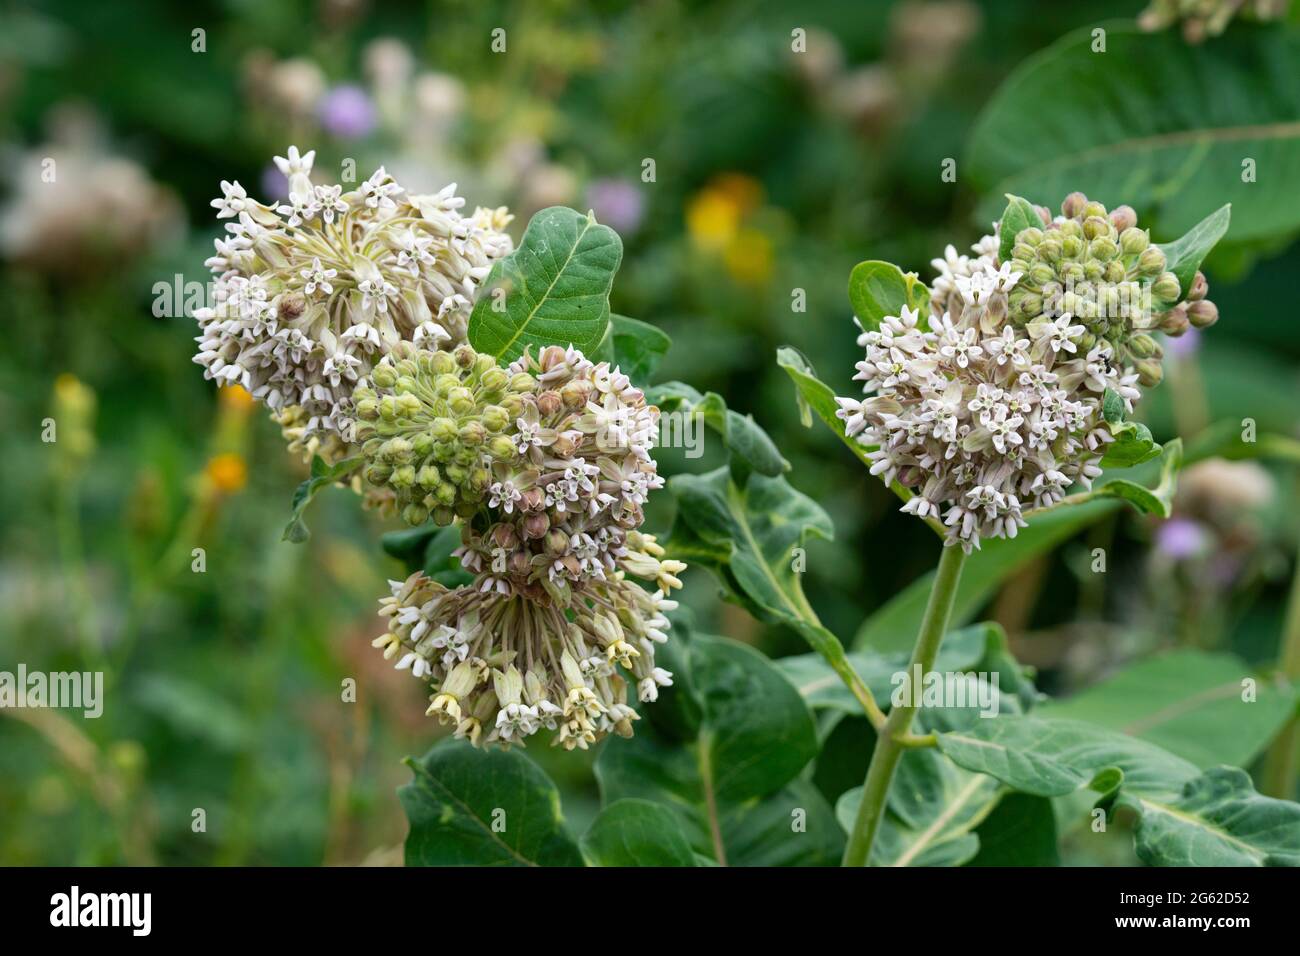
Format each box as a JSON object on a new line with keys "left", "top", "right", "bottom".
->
{"left": 319, "top": 85, "right": 376, "bottom": 140}
{"left": 1155, "top": 516, "right": 1209, "bottom": 560}
{"left": 586, "top": 178, "right": 644, "bottom": 236}
{"left": 261, "top": 164, "right": 289, "bottom": 202}
{"left": 1166, "top": 327, "right": 1201, "bottom": 360}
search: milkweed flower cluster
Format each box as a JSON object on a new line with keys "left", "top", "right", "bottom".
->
{"left": 363, "top": 343, "right": 685, "bottom": 749}
{"left": 838, "top": 193, "right": 1214, "bottom": 552}
{"left": 191, "top": 146, "right": 513, "bottom": 462}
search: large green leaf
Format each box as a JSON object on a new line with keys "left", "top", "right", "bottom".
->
{"left": 1157, "top": 204, "right": 1232, "bottom": 298}
{"left": 595, "top": 634, "right": 844, "bottom": 865}
{"left": 610, "top": 314, "right": 671, "bottom": 384}
{"left": 649, "top": 381, "right": 787, "bottom": 480}
{"left": 467, "top": 206, "right": 622, "bottom": 363}
{"left": 400, "top": 741, "right": 582, "bottom": 866}
{"left": 580, "top": 799, "right": 698, "bottom": 867}
{"left": 847, "top": 260, "right": 931, "bottom": 333}
{"left": 1122, "top": 767, "right": 1300, "bottom": 867}
{"left": 779, "top": 624, "right": 995, "bottom": 714}
{"left": 968, "top": 22, "right": 1300, "bottom": 244}
{"left": 937, "top": 716, "right": 1300, "bottom": 866}
{"left": 854, "top": 500, "right": 1119, "bottom": 651}
{"left": 968, "top": 793, "right": 1060, "bottom": 867}
{"left": 1041, "top": 650, "right": 1298, "bottom": 769}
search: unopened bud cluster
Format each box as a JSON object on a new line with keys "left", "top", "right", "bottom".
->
{"left": 836, "top": 191, "right": 1217, "bottom": 551}
{"left": 1139, "top": 0, "right": 1289, "bottom": 43}
{"left": 192, "top": 146, "right": 513, "bottom": 459}
{"left": 365, "top": 344, "right": 686, "bottom": 749}
{"left": 353, "top": 342, "right": 535, "bottom": 526}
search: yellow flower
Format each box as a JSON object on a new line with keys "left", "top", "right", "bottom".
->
{"left": 218, "top": 385, "right": 256, "bottom": 416}
{"left": 205, "top": 453, "right": 247, "bottom": 493}
{"left": 685, "top": 190, "right": 740, "bottom": 251}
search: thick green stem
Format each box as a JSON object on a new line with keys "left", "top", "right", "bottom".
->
{"left": 841, "top": 543, "right": 966, "bottom": 866}
{"left": 1262, "top": 532, "right": 1300, "bottom": 799}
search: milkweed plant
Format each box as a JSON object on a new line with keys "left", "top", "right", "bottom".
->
{"left": 190, "top": 20, "right": 1300, "bottom": 866}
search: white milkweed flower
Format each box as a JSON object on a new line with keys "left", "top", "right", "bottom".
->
{"left": 191, "top": 146, "right": 514, "bottom": 463}
{"left": 363, "top": 344, "right": 684, "bottom": 750}
{"left": 835, "top": 193, "right": 1180, "bottom": 553}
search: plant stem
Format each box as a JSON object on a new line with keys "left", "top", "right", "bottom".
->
{"left": 1262, "top": 520, "right": 1300, "bottom": 799}
{"left": 841, "top": 543, "right": 966, "bottom": 866}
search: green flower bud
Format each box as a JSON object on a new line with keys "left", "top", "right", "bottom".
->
{"left": 1088, "top": 236, "right": 1118, "bottom": 261}
{"left": 1187, "top": 270, "right": 1209, "bottom": 302}
{"left": 1135, "top": 358, "right": 1164, "bottom": 388}
{"left": 391, "top": 464, "right": 416, "bottom": 488}
{"left": 488, "top": 435, "right": 517, "bottom": 460}
{"left": 482, "top": 405, "right": 509, "bottom": 432}
{"left": 429, "top": 350, "right": 457, "bottom": 375}
{"left": 1012, "top": 242, "right": 1036, "bottom": 262}
{"left": 1057, "top": 219, "right": 1083, "bottom": 240}
{"left": 454, "top": 345, "right": 476, "bottom": 368}
{"left": 430, "top": 417, "right": 458, "bottom": 443}
{"left": 433, "top": 506, "right": 455, "bottom": 526}
{"left": 1082, "top": 216, "right": 1110, "bottom": 240}
{"left": 1152, "top": 271, "right": 1181, "bottom": 303}
{"left": 1036, "top": 238, "right": 1063, "bottom": 263}
{"left": 379, "top": 395, "right": 399, "bottom": 421}
{"left": 396, "top": 393, "right": 422, "bottom": 417}
{"left": 480, "top": 367, "right": 509, "bottom": 393}
{"left": 395, "top": 359, "right": 419, "bottom": 378}
{"left": 1028, "top": 263, "right": 1055, "bottom": 286}
{"left": 433, "top": 373, "right": 461, "bottom": 396}
{"left": 372, "top": 364, "right": 397, "bottom": 388}
{"left": 508, "top": 372, "right": 536, "bottom": 393}
{"left": 402, "top": 503, "right": 429, "bottom": 526}
{"left": 355, "top": 398, "right": 379, "bottom": 420}
{"left": 1137, "top": 246, "right": 1167, "bottom": 277}
{"left": 459, "top": 420, "right": 487, "bottom": 446}
{"left": 1129, "top": 333, "right": 1159, "bottom": 358}
{"left": 382, "top": 437, "right": 413, "bottom": 462}
{"left": 365, "top": 462, "right": 392, "bottom": 485}
{"left": 1061, "top": 235, "right": 1084, "bottom": 259}
{"left": 434, "top": 481, "right": 457, "bottom": 505}
{"left": 1119, "top": 226, "right": 1149, "bottom": 255}
{"left": 448, "top": 387, "right": 475, "bottom": 415}
{"left": 411, "top": 431, "right": 434, "bottom": 457}
{"left": 1104, "top": 260, "right": 1126, "bottom": 284}
{"left": 444, "top": 462, "right": 468, "bottom": 484}
{"left": 417, "top": 464, "right": 441, "bottom": 488}
{"left": 1017, "top": 226, "right": 1044, "bottom": 247}
{"left": 1083, "top": 200, "right": 1108, "bottom": 221}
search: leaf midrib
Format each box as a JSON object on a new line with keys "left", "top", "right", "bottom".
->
{"left": 411, "top": 766, "right": 537, "bottom": 866}
{"left": 495, "top": 214, "right": 597, "bottom": 359}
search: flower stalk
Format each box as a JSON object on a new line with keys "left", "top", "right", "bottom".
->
{"left": 842, "top": 542, "right": 966, "bottom": 866}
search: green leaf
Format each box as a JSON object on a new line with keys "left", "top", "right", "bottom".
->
{"left": 1157, "top": 204, "right": 1232, "bottom": 299}
{"left": 580, "top": 799, "right": 699, "bottom": 866}
{"left": 1122, "top": 767, "right": 1300, "bottom": 867}
{"left": 378, "top": 524, "right": 472, "bottom": 585}
{"left": 855, "top": 500, "right": 1120, "bottom": 651}
{"left": 467, "top": 206, "right": 623, "bottom": 364}
{"left": 837, "top": 754, "right": 1002, "bottom": 867}
{"left": 1098, "top": 388, "right": 1163, "bottom": 468}
{"left": 778, "top": 624, "right": 993, "bottom": 714}
{"left": 968, "top": 22, "right": 1300, "bottom": 244}
{"left": 595, "top": 634, "right": 844, "bottom": 865}
{"left": 968, "top": 793, "right": 1060, "bottom": 866}
{"left": 399, "top": 740, "right": 583, "bottom": 866}
{"left": 648, "top": 382, "right": 787, "bottom": 479}
{"left": 847, "top": 260, "right": 931, "bottom": 334}
{"left": 610, "top": 314, "right": 671, "bottom": 383}
{"left": 776, "top": 346, "right": 872, "bottom": 467}
{"left": 282, "top": 455, "right": 362, "bottom": 543}
{"left": 997, "top": 194, "right": 1042, "bottom": 263}
{"left": 667, "top": 466, "right": 832, "bottom": 657}
{"left": 1094, "top": 437, "right": 1182, "bottom": 516}
{"left": 1041, "top": 649, "right": 1297, "bottom": 769}
{"left": 938, "top": 715, "right": 1200, "bottom": 800}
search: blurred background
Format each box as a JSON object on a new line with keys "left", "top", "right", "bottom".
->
{"left": 1, "top": 0, "right": 1297, "bottom": 866}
